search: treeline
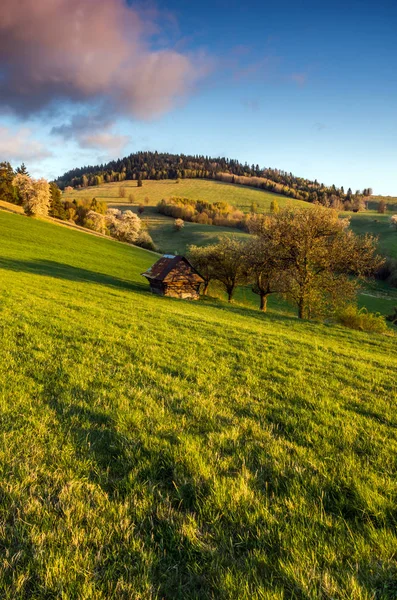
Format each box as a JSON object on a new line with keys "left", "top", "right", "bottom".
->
{"left": 157, "top": 196, "right": 280, "bottom": 231}
{"left": 188, "top": 207, "right": 386, "bottom": 331}
{"left": 157, "top": 196, "right": 246, "bottom": 229}
{"left": 55, "top": 151, "right": 372, "bottom": 209}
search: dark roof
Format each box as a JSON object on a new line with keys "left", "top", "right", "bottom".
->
{"left": 141, "top": 255, "right": 204, "bottom": 283}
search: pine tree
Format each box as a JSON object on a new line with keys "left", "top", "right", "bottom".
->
{"left": 16, "top": 163, "right": 29, "bottom": 176}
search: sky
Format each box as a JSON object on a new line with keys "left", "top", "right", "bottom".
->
{"left": 1, "top": 0, "right": 396, "bottom": 194}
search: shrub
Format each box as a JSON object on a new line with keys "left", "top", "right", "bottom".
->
{"left": 376, "top": 257, "right": 397, "bottom": 287}
{"left": 336, "top": 305, "right": 388, "bottom": 334}
{"left": 378, "top": 199, "right": 387, "bottom": 214}
{"left": 391, "top": 215, "right": 397, "bottom": 230}
{"left": 136, "top": 231, "right": 156, "bottom": 251}
{"left": 174, "top": 218, "right": 184, "bottom": 231}
{"left": 84, "top": 210, "right": 108, "bottom": 234}
{"left": 386, "top": 307, "right": 397, "bottom": 325}
{"left": 138, "top": 204, "right": 145, "bottom": 214}
{"left": 106, "top": 209, "right": 141, "bottom": 243}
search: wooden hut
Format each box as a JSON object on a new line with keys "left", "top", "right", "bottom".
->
{"left": 141, "top": 255, "right": 204, "bottom": 300}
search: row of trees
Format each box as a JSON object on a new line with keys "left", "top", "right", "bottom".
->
{"left": 157, "top": 197, "right": 247, "bottom": 229}
{"left": 1, "top": 163, "right": 155, "bottom": 250}
{"left": 189, "top": 207, "right": 382, "bottom": 319}
{"left": 0, "top": 162, "right": 62, "bottom": 218}
{"left": 55, "top": 151, "right": 373, "bottom": 208}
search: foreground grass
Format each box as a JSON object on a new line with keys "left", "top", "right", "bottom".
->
{"left": 1, "top": 211, "right": 397, "bottom": 599}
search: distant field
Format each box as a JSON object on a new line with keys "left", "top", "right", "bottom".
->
{"left": 108, "top": 204, "right": 248, "bottom": 255}
{"left": 63, "top": 178, "right": 308, "bottom": 255}
{"left": 368, "top": 196, "right": 397, "bottom": 211}
{"left": 63, "top": 178, "right": 308, "bottom": 213}
{"left": 348, "top": 211, "right": 397, "bottom": 258}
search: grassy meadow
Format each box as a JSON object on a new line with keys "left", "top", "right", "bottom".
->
{"left": 62, "top": 178, "right": 306, "bottom": 213}
{"left": 348, "top": 212, "right": 397, "bottom": 259}
{"left": 1, "top": 209, "right": 397, "bottom": 598}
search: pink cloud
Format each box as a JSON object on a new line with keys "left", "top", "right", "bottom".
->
{"left": 0, "top": 125, "right": 52, "bottom": 162}
{"left": 0, "top": 0, "right": 209, "bottom": 119}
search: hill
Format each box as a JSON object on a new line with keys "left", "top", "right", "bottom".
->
{"left": 56, "top": 150, "right": 365, "bottom": 206}
{"left": 1, "top": 209, "right": 397, "bottom": 598}
{"left": 62, "top": 178, "right": 301, "bottom": 213}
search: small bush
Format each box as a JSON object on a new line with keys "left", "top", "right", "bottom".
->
{"left": 375, "top": 257, "right": 397, "bottom": 288}
{"left": 336, "top": 305, "right": 388, "bottom": 334}
{"left": 174, "top": 218, "right": 184, "bottom": 231}
{"left": 386, "top": 307, "right": 397, "bottom": 325}
{"left": 136, "top": 231, "right": 156, "bottom": 251}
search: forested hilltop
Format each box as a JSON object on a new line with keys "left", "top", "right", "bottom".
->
{"left": 56, "top": 151, "right": 372, "bottom": 209}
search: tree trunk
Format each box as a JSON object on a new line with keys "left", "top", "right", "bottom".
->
{"left": 298, "top": 299, "right": 305, "bottom": 319}
{"left": 260, "top": 293, "right": 268, "bottom": 312}
{"left": 227, "top": 287, "right": 234, "bottom": 302}
{"left": 203, "top": 281, "right": 209, "bottom": 295}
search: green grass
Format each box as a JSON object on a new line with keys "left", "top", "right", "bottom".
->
{"left": 63, "top": 178, "right": 308, "bottom": 213}
{"left": 348, "top": 212, "right": 397, "bottom": 259}
{"left": 368, "top": 197, "right": 397, "bottom": 212}
{"left": 1, "top": 210, "right": 397, "bottom": 599}
{"left": 135, "top": 207, "right": 248, "bottom": 255}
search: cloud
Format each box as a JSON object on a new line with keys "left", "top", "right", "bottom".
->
{"left": 290, "top": 73, "right": 307, "bottom": 87}
{"left": 0, "top": 125, "right": 52, "bottom": 162}
{"left": 0, "top": 0, "right": 209, "bottom": 119}
{"left": 51, "top": 113, "right": 129, "bottom": 156}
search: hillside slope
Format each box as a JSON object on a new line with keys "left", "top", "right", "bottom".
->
{"left": 1, "top": 211, "right": 397, "bottom": 599}
{"left": 62, "top": 178, "right": 306, "bottom": 213}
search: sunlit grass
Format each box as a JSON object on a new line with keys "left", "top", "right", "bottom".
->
{"left": 1, "top": 210, "right": 397, "bottom": 598}
{"left": 62, "top": 178, "right": 308, "bottom": 213}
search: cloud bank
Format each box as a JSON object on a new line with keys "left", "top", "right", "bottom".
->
{"left": 0, "top": 0, "right": 208, "bottom": 120}
{"left": 0, "top": 126, "right": 52, "bottom": 162}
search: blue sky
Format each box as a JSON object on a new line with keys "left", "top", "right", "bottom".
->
{"left": 1, "top": 0, "right": 396, "bottom": 194}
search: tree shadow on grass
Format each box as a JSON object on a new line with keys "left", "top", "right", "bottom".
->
{"left": 0, "top": 258, "right": 148, "bottom": 294}
{"left": 37, "top": 366, "right": 218, "bottom": 597}
{"left": 0, "top": 487, "right": 42, "bottom": 597}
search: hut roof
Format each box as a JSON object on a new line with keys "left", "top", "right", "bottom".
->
{"left": 141, "top": 255, "right": 204, "bottom": 283}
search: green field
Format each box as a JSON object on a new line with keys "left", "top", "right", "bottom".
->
{"left": 1, "top": 209, "right": 397, "bottom": 598}
{"left": 112, "top": 206, "right": 248, "bottom": 255}
{"left": 63, "top": 178, "right": 307, "bottom": 213}
{"left": 349, "top": 212, "right": 397, "bottom": 259}
{"left": 368, "top": 197, "right": 397, "bottom": 212}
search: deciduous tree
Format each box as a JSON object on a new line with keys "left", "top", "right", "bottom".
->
{"left": 210, "top": 237, "right": 247, "bottom": 302}
{"left": 261, "top": 207, "right": 383, "bottom": 319}
{"left": 188, "top": 244, "right": 217, "bottom": 295}
{"left": 13, "top": 174, "right": 51, "bottom": 217}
